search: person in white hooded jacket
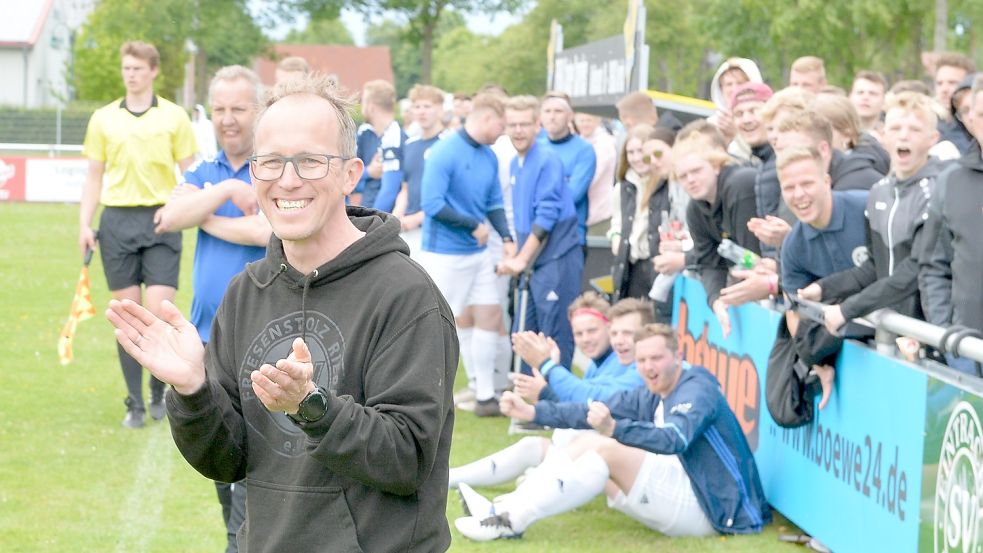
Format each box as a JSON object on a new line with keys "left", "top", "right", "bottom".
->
{"left": 708, "top": 57, "right": 764, "bottom": 159}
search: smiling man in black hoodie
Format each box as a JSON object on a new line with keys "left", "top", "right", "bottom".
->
{"left": 106, "top": 74, "right": 458, "bottom": 552}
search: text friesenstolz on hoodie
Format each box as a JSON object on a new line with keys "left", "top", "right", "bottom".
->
{"left": 166, "top": 207, "right": 458, "bottom": 553}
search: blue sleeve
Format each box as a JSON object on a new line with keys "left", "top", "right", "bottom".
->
{"left": 568, "top": 145, "right": 597, "bottom": 204}
{"left": 371, "top": 131, "right": 406, "bottom": 212}
{"left": 183, "top": 164, "right": 206, "bottom": 188}
{"left": 372, "top": 169, "right": 404, "bottom": 212}
{"left": 532, "top": 400, "right": 592, "bottom": 429}
{"left": 421, "top": 146, "right": 453, "bottom": 217}
{"left": 610, "top": 382, "right": 718, "bottom": 455}
{"left": 486, "top": 158, "right": 505, "bottom": 211}
{"left": 546, "top": 366, "right": 643, "bottom": 403}
{"left": 780, "top": 232, "right": 809, "bottom": 294}
{"left": 532, "top": 156, "right": 564, "bottom": 233}
{"left": 537, "top": 385, "right": 559, "bottom": 403}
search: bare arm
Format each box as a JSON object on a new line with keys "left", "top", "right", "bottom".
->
{"left": 177, "top": 156, "right": 194, "bottom": 174}
{"left": 155, "top": 179, "right": 257, "bottom": 233}
{"left": 79, "top": 160, "right": 104, "bottom": 255}
{"left": 200, "top": 213, "right": 272, "bottom": 247}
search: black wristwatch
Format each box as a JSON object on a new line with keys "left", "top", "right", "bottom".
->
{"left": 287, "top": 387, "right": 328, "bottom": 424}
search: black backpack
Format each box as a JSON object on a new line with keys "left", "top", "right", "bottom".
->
{"left": 765, "top": 314, "right": 844, "bottom": 428}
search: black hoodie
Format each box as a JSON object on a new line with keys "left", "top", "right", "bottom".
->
{"left": 166, "top": 207, "right": 457, "bottom": 553}
{"left": 920, "top": 142, "right": 983, "bottom": 332}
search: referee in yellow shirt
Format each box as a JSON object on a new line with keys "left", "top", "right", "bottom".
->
{"left": 80, "top": 40, "right": 197, "bottom": 429}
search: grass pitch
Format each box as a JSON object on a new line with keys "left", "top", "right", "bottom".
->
{"left": 0, "top": 202, "right": 801, "bottom": 552}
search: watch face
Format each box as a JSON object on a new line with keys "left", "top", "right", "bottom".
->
{"left": 298, "top": 389, "right": 328, "bottom": 422}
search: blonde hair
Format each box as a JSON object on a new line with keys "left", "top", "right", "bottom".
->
{"left": 408, "top": 84, "right": 444, "bottom": 105}
{"left": 671, "top": 133, "right": 733, "bottom": 178}
{"left": 884, "top": 91, "right": 939, "bottom": 127}
{"left": 791, "top": 56, "right": 826, "bottom": 78}
{"left": 760, "top": 87, "right": 814, "bottom": 124}
{"left": 362, "top": 79, "right": 396, "bottom": 111}
{"left": 277, "top": 56, "right": 309, "bottom": 73}
{"left": 120, "top": 41, "right": 159, "bottom": 68}
{"left": 634, "top": 323, "right": 678, "bottom": 351}
{"left": 260, "top": 73, "right": 357, "bottom": 158}
{"left": 505, "top": 95, "right": 540, "bottom": 114}
{"left": 616, "top": 91, "right": 657, "bottom": 120}
{"left": 775, "top": 109, "right": 834, "bottom": 147}
{"left": 567, "top": 291, "right": 611, "bottom": 319}
{"left": 776, "top": 145, "right": 824, "bottom": 174}
{"left": 811, "top": 94, "right": 861, "bottom": 148}
{"left": 609, "top": 298, "right": 655, "bottom": 325}
{"left": 472, "top": 92, "right": 505, "bottom": 118}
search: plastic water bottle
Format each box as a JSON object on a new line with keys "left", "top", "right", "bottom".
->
{"left": 717, "top": 239, "right": 759, "bottom": 270}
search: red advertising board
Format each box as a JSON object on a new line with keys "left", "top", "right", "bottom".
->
{"left": 0, "top": 157, "right": 26, "bottom": 201}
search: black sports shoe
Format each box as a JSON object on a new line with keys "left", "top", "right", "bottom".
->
{"left": 122, "top": 398, "right": 145, "bottom": 429}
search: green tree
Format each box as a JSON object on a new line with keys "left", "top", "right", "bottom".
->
{"left": 283, "top": 17, "right": 355, "bottom": 44}
{"left": 366, "top": 11, "right": 466, "bottom": 96}
{"left": 73, "top": 0, "right": 193, "bottom": 101}
{"left": 73, "top": 0, "right": 267, "bottom": 103}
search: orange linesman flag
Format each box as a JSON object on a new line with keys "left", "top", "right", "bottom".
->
{"left": 58, "top": 246, "right": 96, "bottom": 365}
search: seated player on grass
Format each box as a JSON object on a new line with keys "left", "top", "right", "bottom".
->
{"left": 448, "top": 296, "right": 651, "bottom": 489}
{"left": 455, "top": 324, "right": 770, "bottom": 541}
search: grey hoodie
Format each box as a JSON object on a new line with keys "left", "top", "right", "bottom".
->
{"left": 167, "top": 207, "right": 457, "bottom": 552}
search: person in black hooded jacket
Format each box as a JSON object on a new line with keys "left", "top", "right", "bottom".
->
{"left": 920, "top": 76, "right": 983, "bottom": 374}
{"left": 799, "top": 92, "right": 947, "bottom": 334}
{"left": 941, "top": 73, "right": 979, "bottom": 155}
{"left": 106, "top": 74, "right": 457, "bottom": 553}
{"left": 673, "top": 130, "right": 761, "bottom": 337}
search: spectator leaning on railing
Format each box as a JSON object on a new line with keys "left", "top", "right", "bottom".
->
{"left": 919, "top": 74, "right": 983, "bottom": 375}
{"left": 799, "top": 92, "right": 947, "bottom": 334}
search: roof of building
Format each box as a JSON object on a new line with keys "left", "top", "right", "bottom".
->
{"left": 0, "top": 0, "right": 53, "bottom": 48}
{"left": 254, "top": 44, "right": 394, "bottom": 94}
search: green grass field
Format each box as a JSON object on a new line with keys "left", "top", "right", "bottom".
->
{"left": 0, "top": 203, "right": 803, "bottom": 552}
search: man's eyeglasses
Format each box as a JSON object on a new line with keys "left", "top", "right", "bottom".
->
{"left": 642, "top": 151, "right": 665, "bottom": 164}
{"left": 248, "top": 154, "right": 351, "bottom": 181}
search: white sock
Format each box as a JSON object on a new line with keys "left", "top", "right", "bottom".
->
{"left": 501, "top": 450, "right": 610, "bottom": 533}
{"left": 494, "top": 334, "right": 512, "bottom": 393}
{"left": 449, "top": 436, "right": 547, "bottom": 488}
{"left": 472, "top": 328, "right": 499, "bottom": 401}
{"left": 457, "top": 328, "right": 475, "bottom": 391}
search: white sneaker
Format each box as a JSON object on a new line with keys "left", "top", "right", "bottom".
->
{"left": 456, "top": 399, "right": 477, "bottom": 412}
{"left": 453, "top": 388, "right": 476, "bottom": 405}
{"left": 455, "top": 513, "right": 522, "bottom": 541}
{"left": 457, "top": 483, "right": 494, "bottom": 518}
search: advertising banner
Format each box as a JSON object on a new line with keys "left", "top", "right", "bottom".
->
{"left": 673, "top": 276, "right": 929, "bottom": 553}
{"left": 25, "top": 158, "right": 87, "bottom": 203}
{"left": 0, "top": 157, "right": 26, "bottom": 201}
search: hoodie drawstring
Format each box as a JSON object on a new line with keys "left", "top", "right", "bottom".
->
{"left": 301, "top": 269, "right": 318, "bottom": 343}
{"left": 256, "top": 263, "right": 287, "bottom": 289}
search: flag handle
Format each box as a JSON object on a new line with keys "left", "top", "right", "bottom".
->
{"left": 83, "top": 229, "right": 98, "bottom": 266}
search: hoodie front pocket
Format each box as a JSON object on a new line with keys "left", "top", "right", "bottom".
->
{"left": 244, "top": 480, "right": 364, "bottom": 553}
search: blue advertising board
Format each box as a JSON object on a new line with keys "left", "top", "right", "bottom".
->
{"left": 673, "top": 276, "right": 928, "bottom": 553}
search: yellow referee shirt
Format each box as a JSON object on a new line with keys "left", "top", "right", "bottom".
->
{"left": 82, "top": 96, "right": 198, "bottom": 206}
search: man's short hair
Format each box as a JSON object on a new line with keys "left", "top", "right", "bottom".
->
{"left": 616, "top": 91, "right": 657, "bottom": 119}
{"left": 505, "top": 95, "right": 539, "bottom": 114}
{"left": 776, "top": 109, "right": 834, "bottom": 146}
{"left": 676, "top": 119, "right": 727, "bottom": 150}
{"left": 453, "top": 92, "right": 471, "bottom": 101}
{"left": 818, "top": 85, "right": 847, "bottom": 97}
{"left": 634, "top": 323, "right": 678, "bottom": 351}
{"left": 890, "top": 79, "right": 932, "bottom": 97}
{"left": 608, "top": 298, "right": 655, "bottom": 325}
{"left": 120, "top": 40, "right": 160, "bottom": 68}
{"left": 791, "top": 56, "right": 826, "bottom": 77}
{"left": 259, "top": 73, "right": 357, "bottom": 159}
{"left": 853, "top": 70, "right": 888, "bottom": 91}
{"left": 672, "top": 133, "right": 734, "bottom": 175}
{"left": 408, "top": 84, "right": 444, "bottom": 105}
{"left": 811, "top": 94, "right": 861, "bottom": 147}
{"left": 760, "top": 87, "right": 814, "bottom": 124}
{"left": 542, "top": 90, "right": 573, "bottom": 111}
{"left": 935, "top": 52, "right": 976, "bottom": 75}
{"left": 884, "top": 90, "right": 939, "bottom": 127}
{"left": 209, "top": 65, "right": 264, "bottom": 106}
{"left": 362, "top": 80, "right": 396, "bottom": 111}
{"left": 277, "top": 56, "right": 310, "bottom": 74}
{"left": 567, "top": 291, "right": 611, "bottom": 319}
{"left": 471, "top": 92, "right": 505, "bottom": 118}
{"left": 776, "top": 145, "right": 824, "bottom": 174}
{"left": 479, "top": 83, "right": 509, "bottom": 96}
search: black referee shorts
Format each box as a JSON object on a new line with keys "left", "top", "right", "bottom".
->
{"left": 98, "top": 206, "right": 181, "bottom": 291}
